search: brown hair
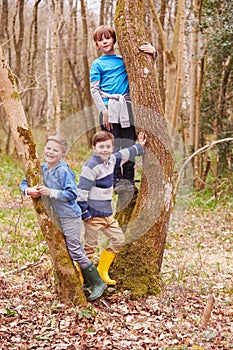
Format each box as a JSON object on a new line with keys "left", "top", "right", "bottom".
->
{"left": 93, "top": 25, "right": 116, "bottom": 45}
{"left": 92, "top": 131, "right": 114, "bottom": 147}
{"left": 46, "top": 135, "right": 68, "bottom": 154}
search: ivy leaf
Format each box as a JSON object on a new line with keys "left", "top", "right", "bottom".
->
{"left": 5, "top": 308, "right": 15, "bottom": 316}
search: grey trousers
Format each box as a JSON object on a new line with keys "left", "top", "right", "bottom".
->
{"left": 59, "top": 216, "right": 90, "bottom": 269}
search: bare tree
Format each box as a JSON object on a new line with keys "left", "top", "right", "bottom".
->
{"left": 99, "top": 0, "right": 105, "bottom": 25}
{"left": 51, "top": 0, "right": 61, "bottom": 132}
{"left": 80, "top": 0, "right": 96, "bottom": 143}
{"left": 0, "top": 45, "right": 87, "bottom": 306}
{"left": 13, "top": 0, "right": 24, "bottom": 81}
{"left": 24, "top": 0, "right": 42, "bottom": 126}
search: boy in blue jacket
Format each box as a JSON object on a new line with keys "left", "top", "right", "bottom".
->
{"left": 20, "top": 135, "right": 106, "bottom": 301}
{"left": 77, "top": 130, "right": 146, "bottom": 286}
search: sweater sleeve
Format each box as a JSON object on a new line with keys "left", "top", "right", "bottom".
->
{"left": 90, "top": 80, "right": 106, "bottom": 112}
{"left": 20, "top": 179, "right": 28, "bottom": 195}
{"left": 114, "top": 144, "right": 144, "bottom": 167}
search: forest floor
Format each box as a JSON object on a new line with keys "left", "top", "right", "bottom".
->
{"left": 0, "top": 187, "right": 233, "bottom": 350}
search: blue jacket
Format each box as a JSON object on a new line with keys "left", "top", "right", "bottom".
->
{"left": 20, "top": 160, "right": 81, "bottom": 218}
{"left": 77, "top": 144, "right": 143, "bottom": 220}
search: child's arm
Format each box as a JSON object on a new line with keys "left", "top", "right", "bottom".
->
{"left": 114, "top": 132, "right": 146, "bottom": 168}
{"left": 77, "top": 165, "right": 95, "bottom": 221}
{"left": 38, "top": 169, "right": 77, "bottom": 201}
{"left": 38, "top": 185, "right": 51, "bottom": 197}
{"left": 102, "top": 108, "right": 112, "bottom": 131}
{"left": 20, "top": 179, "right": 41, "bottom": 198}
{"left": 90, "top": 80, "right": 112, "bottom": 131}
{"left": 26, "top": 185, "right": 41, "bottom": 198}
{"left": 137, "top": 132, "right": 147, "bottom": 147}
{"left": 139, "top": 42, "right": 158, "bottom": 59}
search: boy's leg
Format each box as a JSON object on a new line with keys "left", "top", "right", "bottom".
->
{"left": 84, "top": 217, "right": 104, "bottom": 259}
{"left": 59, "top": 217, "right": 90, "bottom": 269}
{"left": 120, "top": 125, "right": 138, "bottom": 194}
{"left": 97, "top": 215, "right": 125, "bottom": 285}
{"left": 122, "top": 102, "right": 137, "bottom": 180}
{"left": 120, "top": 102, "right": 137, "bottom": 189}
{"left": 100, "top": 112, "right": 123, "bottom": 184}
{"left": 102, "top": 215, "right": 125, "bottom": 253}
{"left": 111, "top": 123, "right": 123, "bottom": 185}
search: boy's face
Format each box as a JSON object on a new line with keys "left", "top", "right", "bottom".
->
{"left": 44, "top": 140, "right": 64, "bottom": 168}
{"left": 96, "top": 35, "right": 115, "bottom": 55}
{"left": 94, "top": 139, "right": 114, "bottom": 162}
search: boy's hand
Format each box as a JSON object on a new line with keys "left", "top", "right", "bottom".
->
{"left": 138, "top": 132, "right": 146, "bottom": 147}
{"left": 102, "top": 109, "right": 112, "bottom": 131}
{"left": 38, "top": 185, "right": 51, "bottom": 197}
{"left": 27, "top": 184, "right": 41, "bottom": 198}
{"left": 84, "top": 218, "right": 92, "bottom": 224}
{"left": 139, "top": 42, "right": 158, "bottom": 59}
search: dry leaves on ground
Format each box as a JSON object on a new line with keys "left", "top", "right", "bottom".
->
{"left": 0, "top": 200, "right": 232, "bottom": 349}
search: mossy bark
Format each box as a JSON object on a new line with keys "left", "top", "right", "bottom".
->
{"left": 0, "top": 46, "right": 86, "bottom": 306}
{"left": 113, "top": 0, "right": 174, "bottom": 298}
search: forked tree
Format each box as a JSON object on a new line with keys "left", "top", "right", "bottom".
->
{"left": 0, "top": 0, "right": 174, "bottom": 301}
{"left": 112, "top": 0, "right": 174, "bottom": 298}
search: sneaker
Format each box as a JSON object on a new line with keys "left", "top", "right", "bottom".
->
{"left": 114, "top": 179, "right": 139, "bottom": 195}
{"left": 114, "top": 179, "right": 125, "bottom": 194}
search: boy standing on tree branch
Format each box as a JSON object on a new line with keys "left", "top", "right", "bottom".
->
{"left": 90, "top": 24, "right": 156, "bottom": 194}
{"left": 77, "top": 130, "right": 146, "bottom": 286}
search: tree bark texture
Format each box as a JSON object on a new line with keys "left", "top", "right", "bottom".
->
{"left": 80, "top": 0, "right": 96, "bottom": 145}
{"left": 113, "top": 0, "right": 174, "bottom": 298}
{"left": 51, "top": 0, "right": 61, "bottom": 133}
{"left": 13, "top": 0, "right": 24, "bottom": 80}
{"left": 0, "top": 45, "right": 86, "bottom": 306}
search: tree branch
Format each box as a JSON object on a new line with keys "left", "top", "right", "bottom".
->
{"left": 174, "top": 137, "right": 233, "bottom": 195}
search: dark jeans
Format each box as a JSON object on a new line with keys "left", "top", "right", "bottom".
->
{"left": 100, "top": 102, "right": 137, "bottom": 183}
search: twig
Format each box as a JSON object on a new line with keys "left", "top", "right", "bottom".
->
{"left": 1, "top": 256, "right": 46, "bottom": 276}
{"left": 174, "top": 137, "right": 233, "bottom": 195}
{"left": 199, "top": 294, "right": 215, "bottom": 329}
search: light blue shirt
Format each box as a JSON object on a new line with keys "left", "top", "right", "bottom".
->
{"left": 90, "top": 54, "right": 129, "bottom": 105}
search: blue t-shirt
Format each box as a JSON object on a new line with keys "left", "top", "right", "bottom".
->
{"left": 90, "top": 55, "right": 129, "bottom": 102}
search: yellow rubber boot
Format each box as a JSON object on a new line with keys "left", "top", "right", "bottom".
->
{"left": 97, "top": 249, "right": 116, "bottom": 286}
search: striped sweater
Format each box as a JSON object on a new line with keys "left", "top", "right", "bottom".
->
{"left": 77, "top": 144, "right": 143, "bottom": 220}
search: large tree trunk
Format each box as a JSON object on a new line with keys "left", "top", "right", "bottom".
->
{"left": 0, "top": 45, "right": 86, "bottom": 306}
{"left": 113, "top": 0, "right": 174, "bottom": 298}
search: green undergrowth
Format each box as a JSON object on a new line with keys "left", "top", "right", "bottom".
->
{"left": 0, "top": 206, "right": 48, "bottom": 270}
{"left": 0, "top": 155, "right": 24, "bottom": 195}
{"left": 1, "top": 154, "right": 232, "bottom": 295}
{"left": 188, "top": 183, "right": 233, "bottom": 210}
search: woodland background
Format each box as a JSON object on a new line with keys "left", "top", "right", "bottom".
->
{"left": 0, "top": 0, "right": 232, "bottom": 186}
{"left": 0, "top": 0, "right": 233, "bottom": 349}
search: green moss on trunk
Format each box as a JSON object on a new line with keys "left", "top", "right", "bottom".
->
{"left": 113, "top": 230, "right": 162, "bottom": 299}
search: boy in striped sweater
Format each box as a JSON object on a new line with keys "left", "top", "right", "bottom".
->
{"left": 77, "top": 130, "right": 146, "bottom": 285}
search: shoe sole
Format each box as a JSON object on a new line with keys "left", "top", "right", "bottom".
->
{"left": 87, "top": 284, "right": 107, "bottom": 301}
